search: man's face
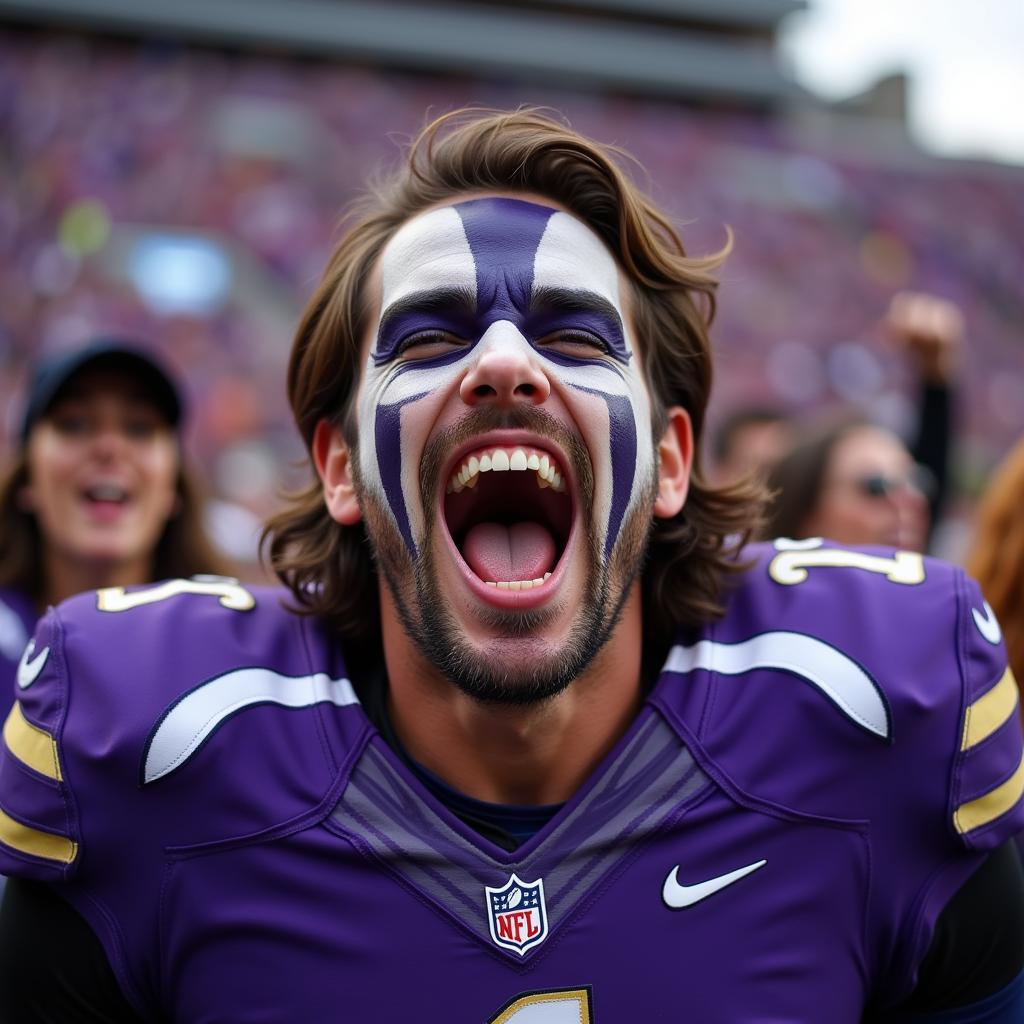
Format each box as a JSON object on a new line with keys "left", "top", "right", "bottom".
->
{"left": 351, "top": 195, "right": 661, "bottom": 702}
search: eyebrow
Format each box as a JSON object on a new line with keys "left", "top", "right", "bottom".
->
{"left": 530, "top": 286, "right": 630, "bottom": 364}
{"left": 377, "top": 287, "right": 478, "bottom": 341}
{"left": 529, "top": 286, "right": 624, "bottom": 332}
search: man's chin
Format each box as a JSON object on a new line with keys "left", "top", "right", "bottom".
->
{"left": 428, "top": 639, "right": 594, "bottom": 706}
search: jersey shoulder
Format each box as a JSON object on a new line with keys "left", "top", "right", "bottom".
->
{"left": 0, "top": 577, "right": 368, "bottom": 882}
{"left": 654, "top": 539, "right": 1023, "bottom": 852}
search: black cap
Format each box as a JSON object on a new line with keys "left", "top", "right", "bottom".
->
{"left": 20, "top": 340, "right": 183, "bottom": 444}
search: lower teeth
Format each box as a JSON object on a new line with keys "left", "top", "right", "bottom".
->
{"left": 484, "top": 572, "right": 553, "bottom": 590}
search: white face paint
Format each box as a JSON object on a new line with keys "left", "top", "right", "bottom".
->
{"left": 357, "top": 196, "right": 654, "bottom": 563}
{"left": 356, "top": 205, "right": 476, "bottom": 554}
{"left": 532, "top": 211, "right": 654, "bottom": 560}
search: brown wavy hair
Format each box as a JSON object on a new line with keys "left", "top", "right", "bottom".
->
{"left": 0, "top": 451, "right": 231, "bottom": 608}
{"left": 264, "top": 107, "right": 765, "bottom": 647}
{"left": 967, "top": 439, "right": 1024, "bottom": 700}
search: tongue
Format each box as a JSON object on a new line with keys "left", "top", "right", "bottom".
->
{"left": 462, "top": 521, "right": 557, "bottom": 582}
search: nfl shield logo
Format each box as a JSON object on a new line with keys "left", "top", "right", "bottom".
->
{"left": 485, "top": 873, "right": 548, "bottom": 955}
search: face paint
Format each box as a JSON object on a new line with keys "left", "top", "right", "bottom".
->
{"left": 357, "top": 197, "right": 655, "bottom": 564}
{"left": 529, "top": 209, "right": 650, "bottom": 558}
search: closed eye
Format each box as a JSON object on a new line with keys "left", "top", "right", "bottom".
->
{"left": 535, "top": 329, "right": 611, "bottom": 359}
{"left": 396, "top": 331, "right": 469, "bottom": 360}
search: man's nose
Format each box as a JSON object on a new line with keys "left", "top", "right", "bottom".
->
{"left": 459, "top": 323, "right": 550, "bottom": 407}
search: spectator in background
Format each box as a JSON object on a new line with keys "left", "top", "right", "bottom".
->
{"left": 713, "top": 292, "right": 964, "bottom": 549}
{"left": 890, "top": 290, "right": 964, "bottom": 539}
{"left": 710, "top": 404, "right": 794, "bottom": 487}
{"left": 760, "top": 413, "right": 931, "bottom": 551}
{"left": 0, "top": 340, "right": 230, "bottom": 717}
{"left": 967, "top": 438, "right": 1024, "bottom": 704}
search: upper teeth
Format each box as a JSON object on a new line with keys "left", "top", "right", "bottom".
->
{"left": 89, "top": 484, "right": 127, "bottom": 501}
{"left": 446, "top": 447, "right": 566, "bottom": 494}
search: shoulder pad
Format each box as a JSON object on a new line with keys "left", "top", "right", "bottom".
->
{"left": 0, "top": 577, "right": 367, "bottom": 881}
{"left": 655, "top": 540, "right": 1023, "bottom": 851}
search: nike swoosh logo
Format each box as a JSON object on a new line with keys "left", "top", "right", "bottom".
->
{"left": 662, "top": 859, "right": 767, "bottom": 909}
{"left": 17, "top": 641, "right": 50, "bottom": 689}
{"left": 972, "top": 602, "right": 1002, "bottom": 646}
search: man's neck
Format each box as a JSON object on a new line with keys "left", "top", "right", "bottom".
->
{"left": 381, "top": 586, "right": 646, "bottom": 806}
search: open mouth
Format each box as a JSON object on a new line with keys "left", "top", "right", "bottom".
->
{"left": 442, "top": 444, "right": 574, "bottom": 594}
{"left": 82, "top": 483, "right": 130, "bottom": 507}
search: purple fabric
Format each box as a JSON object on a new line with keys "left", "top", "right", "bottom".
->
{"left": 654, "top": 543, "right": 1024, "bottom": 1005}
{"left": 0, "top": 548, "right": 1020, "bottom": 1019}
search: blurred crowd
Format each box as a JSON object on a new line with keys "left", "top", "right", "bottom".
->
{"left": 0, "top": 27, "right": 1022, "bottom": 573}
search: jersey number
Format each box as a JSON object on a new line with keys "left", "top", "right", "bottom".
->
{"left": 96, "top": 576, "right": 256, "bottom": 612}
{"left": 768, "top": 537, "right": 925, "bottom": 586}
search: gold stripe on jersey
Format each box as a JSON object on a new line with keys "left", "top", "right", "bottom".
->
{"left": 2, "top": 702, "right": 62, "bottom": 781}
{"left": 0, "top": 806, "right": 77, "bottom": 864}
{"left": 961, "top": 668, "right": 1019, "bottom": 751}
{"left": 954, "top": 749, "right": 1024, "bottom": 835}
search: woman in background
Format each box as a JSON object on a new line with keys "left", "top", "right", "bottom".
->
{"left": 0, "top": 339, "right": 229, "bottom": 717}
{"left": 761, "top": 413, "right": 932, "bottom": 553}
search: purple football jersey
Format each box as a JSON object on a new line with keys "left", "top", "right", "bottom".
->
{"left": 0, "top": 545, "right": 1020, "bottom": 1022}
{"left": 0, "top": 586, "right": 37, "bottom": 720}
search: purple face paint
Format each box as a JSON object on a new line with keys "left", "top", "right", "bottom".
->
{"left": 373, "top": 396, "right": 426, "bottom": 555}
{"left": 457, "top": 197, "right": 552, "bottom": 311}
{"left": 577, "top": 390, "right": 640, "bottom": 558}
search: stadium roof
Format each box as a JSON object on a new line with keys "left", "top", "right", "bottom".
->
{"left": 0, "top": 0, "right": 804, "bottom": 106}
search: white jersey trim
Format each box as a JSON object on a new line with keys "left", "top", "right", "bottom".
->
{"left": 144, "top": 668, "right": 358, "bottom": 784}
{"left": 664, "top": 632, "right": 890, "bottom": 739}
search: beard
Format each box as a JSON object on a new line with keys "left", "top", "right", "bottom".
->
{"left": 355, "top": 406, "right": 657, "bottom": 706}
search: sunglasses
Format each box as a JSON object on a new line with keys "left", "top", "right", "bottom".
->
{"left": 846, "top": 464, "right": 936, "bottom": 501}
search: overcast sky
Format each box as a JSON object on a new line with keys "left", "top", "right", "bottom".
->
{"left": 779, "top": 0, "right": 1024, "bottom": 165}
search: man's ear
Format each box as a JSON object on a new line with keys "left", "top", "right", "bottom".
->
{"left": 312, "top": 419, "right": 362, "bottom": 525}
{"left": 654, "top": 406, "right": 693, "bottom": 519}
